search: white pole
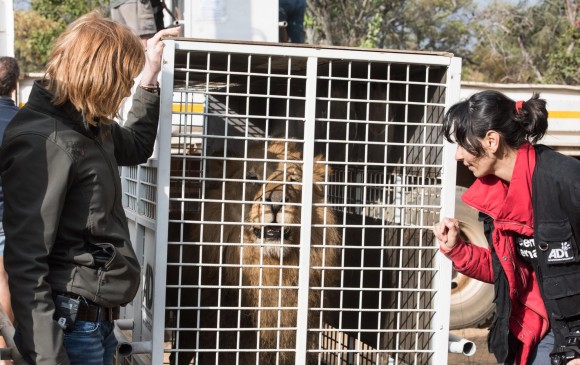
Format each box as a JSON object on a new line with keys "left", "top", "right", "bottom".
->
{"left": 0, "top": 0, "right": 15, "bottom": 57}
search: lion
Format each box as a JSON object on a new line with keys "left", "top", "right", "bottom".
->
{"left": 167, "top": 140, "right": 341, "bottom": 365}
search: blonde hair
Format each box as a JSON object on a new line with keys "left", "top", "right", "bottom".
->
{"left": 45, "top": 11, "right": 145, "bottom": 125}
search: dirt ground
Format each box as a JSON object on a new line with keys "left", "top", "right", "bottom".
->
{"left": 448, "top": 328, "right": 500, "bottom": 365}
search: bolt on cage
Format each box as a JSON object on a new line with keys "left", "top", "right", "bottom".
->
{"left": 119, "top": 39, "right": 461, "bottom": 365}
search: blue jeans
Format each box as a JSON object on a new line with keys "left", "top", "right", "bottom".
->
{"left": 63, "top": 321, "right": 117, "bottom": 365}
{"left": 529, "top": 329, "right": 554, "bottom": 365}
{"left": 279, "top": 0, "right": 306, "bottom": 43}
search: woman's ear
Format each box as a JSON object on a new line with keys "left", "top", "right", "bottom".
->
{"left": 484, "top": 130, "right": 501, "bottom": 153}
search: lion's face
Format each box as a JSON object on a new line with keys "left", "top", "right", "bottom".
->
{"left": 203, "top": 141, "right": 336, "bottom": 264}
{"left": 246, "top": 160, "right": 303, "bottom": 259}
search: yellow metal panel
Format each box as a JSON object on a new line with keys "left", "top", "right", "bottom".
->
{"left": 549, "top": 111, "right": 580, "bottom": 119}
{"left": 172, "top": 103, "right": 204, "bottom": 113}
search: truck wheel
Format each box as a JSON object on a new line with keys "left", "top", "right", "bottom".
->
{"left": 450, "top": 186, "right": 495, "bottom": 329}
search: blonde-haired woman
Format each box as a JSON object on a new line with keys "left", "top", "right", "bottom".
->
{"left": 0, "top": 11, "right": 179, "bottom": 365}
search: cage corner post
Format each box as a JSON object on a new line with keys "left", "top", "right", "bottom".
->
{"left": 146, "top": 38, "right": 177, "bottom": 365}
{"left": 430, "top": 55, "right": 462, "bottom": 365}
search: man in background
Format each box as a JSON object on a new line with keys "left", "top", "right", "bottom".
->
{"left": 110, "top": 0, "right": 165, "bottom": 47}
{"left": 0, "top": 56, "right": 20, "bottom": 365}
{"left": 279, "top": 0, "right": 306, "bottom": 43}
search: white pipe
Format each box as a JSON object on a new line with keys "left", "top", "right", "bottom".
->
{"left": 113, "top": 319, "right": 152, "bottom": 356}
{"left": 117, "top": 340, "right": 153, "bottom": 356}
{"left": 448, "top": 333, "right": 476, "bottom": 356}
{"left": 115, "top": 318, "right": 134, "bottom": 331}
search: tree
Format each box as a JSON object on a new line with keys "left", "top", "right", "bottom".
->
{"left": 14, "top": 0, "right": 108, "bottom": 72}
{"left": 14, "top": 10, "right": 61, "bottom": 72}
{"left": 306, "top": 0, "right": 476, "bottom": 61}
{"left": 306, "top": 0, "right": 402, "bottom": 47}
{"left": 31, "top": 0, "right": 109, "bottom": 24}
{"left": 466, "top": 0, "right": 579, "bottom": 84}
{"left": 545, "top": 0, "right": 579, "bottom": 84}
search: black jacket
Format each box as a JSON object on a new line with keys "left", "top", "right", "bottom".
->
{"left": 532, "top": 145, "right": 580, "bottom": 345}
{"left": 0, "top": 81, "right": 160, "bottom": 364}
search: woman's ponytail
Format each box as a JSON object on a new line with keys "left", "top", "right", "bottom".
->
{"left": 513, "top": 93, "right": 548, "bottom": 144}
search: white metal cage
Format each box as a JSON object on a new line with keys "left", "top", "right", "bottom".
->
{"left": 120, "top": 39, "right": 461, "bottom": 365}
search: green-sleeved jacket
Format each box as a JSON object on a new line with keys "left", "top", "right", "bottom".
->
{"left": 0, "top": 81, "right": 160, "bottom": 364}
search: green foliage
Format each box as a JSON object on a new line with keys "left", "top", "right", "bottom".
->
{"left": 391, "top": 0, "right": 475, "bottom": 56}
{"left": 307, "top": 0, "right": 401, "bottom": 47}
{"left": 14, "top": 0, "right": 108, "bottom": 72}
{"left": 360, "top": 12, "right": 383, "bottom": 49}
{"left": 306, "top": 0, "right": 577, "bottom": 85}
{"left": 31, "top": 0, "right": 109, "bottom": 22}
{"left": 14, "top": 10, "right": 62, "bottom": 72}
{"left": 306, "top": 0, "right": 476, "bottom": 56}
{"left": 545, "top": 17, "right": 579, "bottom": 84}
{"left": 465, "top": 0, "right": 579, "bottom": 85}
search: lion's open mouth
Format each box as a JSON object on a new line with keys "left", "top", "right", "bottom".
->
{"left": 253, "top": 226, "right": 291, "bottom": 241}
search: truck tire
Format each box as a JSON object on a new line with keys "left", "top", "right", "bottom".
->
{"left": 449, "top": 186, "right": 496, "bottom": 329}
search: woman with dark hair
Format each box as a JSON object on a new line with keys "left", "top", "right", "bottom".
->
{"left": 433, "top": 90, "right": 580, "bottom": 365}
{"left": 0, "top": 11, "right": 179, "bottom": 365}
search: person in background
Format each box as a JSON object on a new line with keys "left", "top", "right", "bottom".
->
{"left": 0, "top": 56, "right": 19, "bottom": 365}
{"left": 110, "top": 0, "right": 165, "bottom": 47}
{"left": 433, "top": 90, "right": 580, "bottom": 365}
{"left": 0, "top": 11, "right": 179, "bottom": 365}
{"left": 279, "top": 0, "right": 306, "bottom": 43}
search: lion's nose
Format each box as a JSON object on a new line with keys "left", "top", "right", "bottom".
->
{"left": 266, "top": 189, "right": 285, "bottom": 215}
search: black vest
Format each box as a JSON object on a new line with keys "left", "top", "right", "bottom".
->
{"left": 532, "top": 145, "right": 580, "bottom": 345}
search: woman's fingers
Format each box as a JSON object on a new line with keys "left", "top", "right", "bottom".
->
{"left": 147, "top": 27, "right": 180, "bottom": 53}
{"left": 432, "top": 222, "right": 447, "bottom": 241}
{"left": 444, "top": 218, "right": 460, "bottom": 234}
{"left": 434, "top": 218, "right": 460, "bottom": 250}
{"left": 141, "top": 26, "right": 182, "bottom": 83}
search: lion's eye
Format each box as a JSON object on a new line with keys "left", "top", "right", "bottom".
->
{"left": 246, "top": 172, "right": 259, "bottom": 182}
{"left": 288, "top": 174, "right": 300, "bottom": 182}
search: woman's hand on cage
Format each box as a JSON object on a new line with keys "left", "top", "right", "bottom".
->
{"left": 140, "top": 26, "right": 181, "bottom": 87}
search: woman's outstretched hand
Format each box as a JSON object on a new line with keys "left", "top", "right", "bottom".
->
{"left": 433, "top": 218, "right": 460, "bottom": 252}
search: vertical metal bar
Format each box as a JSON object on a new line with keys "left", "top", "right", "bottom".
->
{"left": 151, "top": 39, "right": 176, "bottom": 365}
{"left": 295, "top": 56, "right": 318, "bottom": 365}
{"left": 431, "top": 56, "right": 462, "bottom": 365}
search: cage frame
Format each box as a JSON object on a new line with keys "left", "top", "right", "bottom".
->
{"left": 120, "top": 38, "right": 461, "bottom": 365}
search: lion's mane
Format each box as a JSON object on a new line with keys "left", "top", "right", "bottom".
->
{"left": 168, "top": 141, "right": 341, "bottom": 365}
